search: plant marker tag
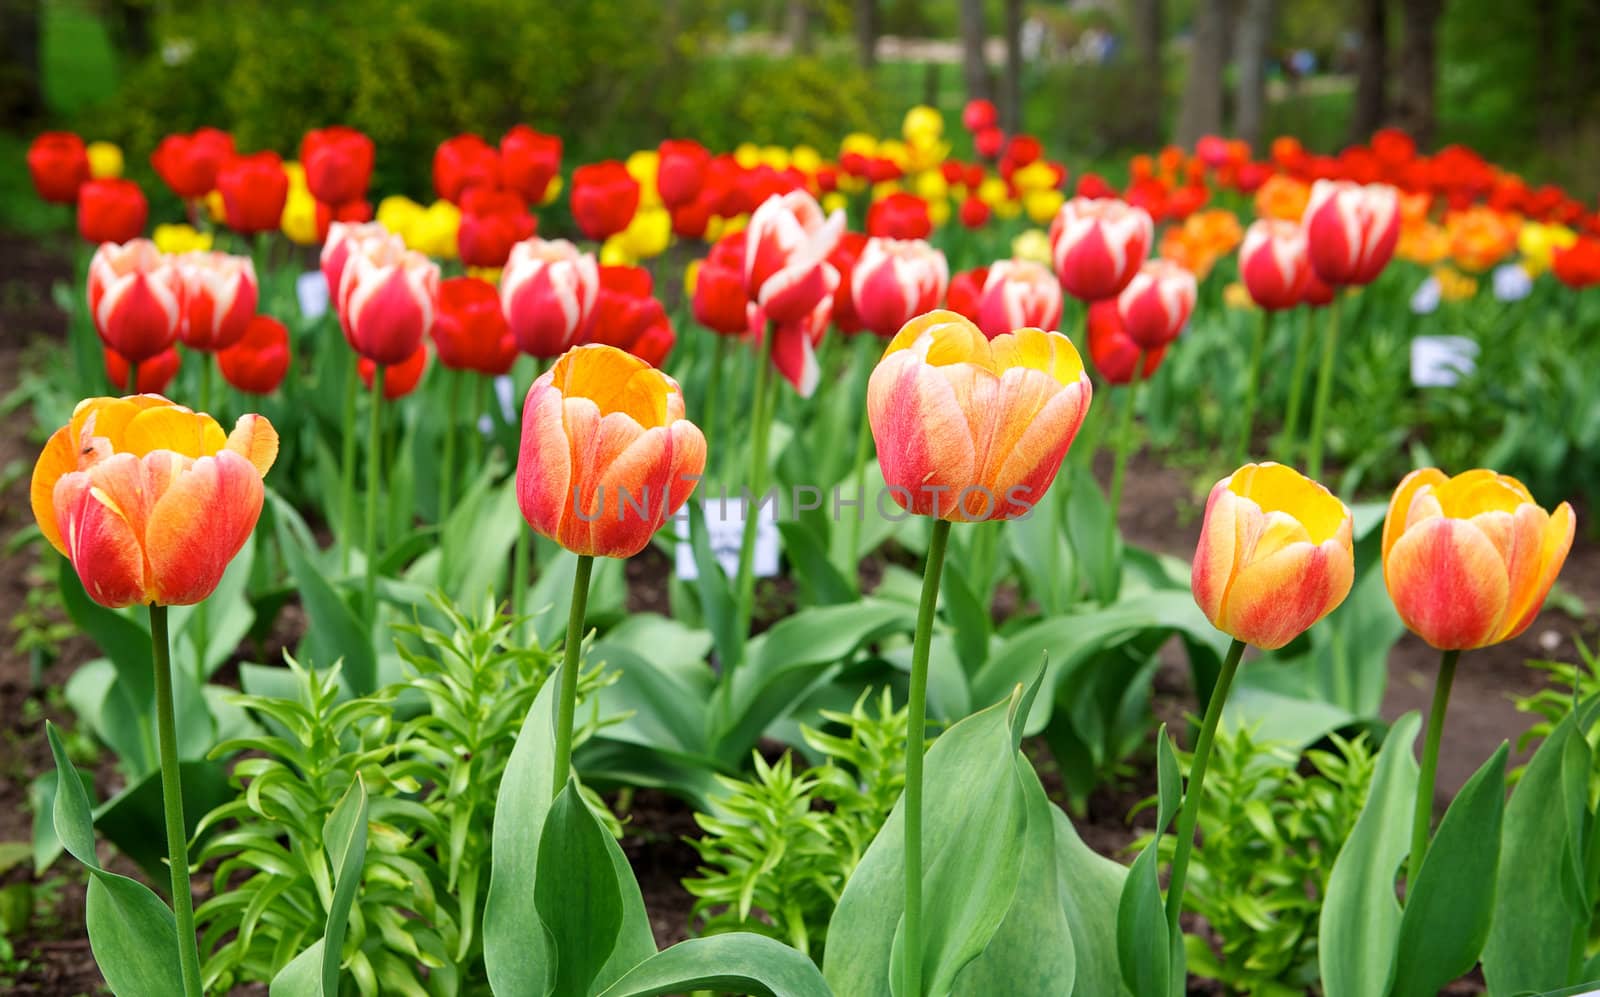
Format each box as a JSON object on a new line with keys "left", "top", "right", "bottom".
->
{"left": 1410, "top": 335, "right": 1478, "bottom": 388}
{"left": 674, "top": 498, "right": 779, "bottom": 581}
{"left": 298, "top": 271, "right": 330, "bottom": 320}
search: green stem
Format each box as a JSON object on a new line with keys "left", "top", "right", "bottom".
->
{"left": 704, "top": 335, "right": 728, "bottom": 478}
{"left": 151, "top": 605, "right": 203, "bottom": 997}
{"left": 1164, "top": 637, "right": 1247, "bottom": 937}
{"left": 904, "top": 517, "right": 952, "bottom": 997}
{"left": 1108, "top": 359, "right": 1144, "bottom": 516}
{"left": 1279, "top": 307, "right": 1314, "bottom": 464}
{"left": 468, "top": 375, "right": 486, "bottom": 470}
{"left": 1234, "top": 308, "right": 1271, "bottom": 468}
{"left": 1407, "top": 648, "right": 1459, "bottom": 895}
{"left": 440, "top": 368, "right": 459, "bottom": 526}
{"left": 197, "top": 356, "right": 213, "bottom": 415}
{"left": 551, "top": 555, "right": 594, "bottom": 798}
{"left": 127, "top": 360, "right": 139, "bottom": 395}
{"left": 734, "top": 328, "right": 777, "bottom": 635}
{"left": 512, "top": 527, "right": 530, "bottom": 642}
{"left": 363, "top": 365, "right": 384, "bottom": 623}
{"left": 845, "top": 358, "right": 876, "bottom": 590}
{"left": 1306, "top": 294, "right": 1342, "bottom": 481}
{"left": 339, "top": 358, "right": 360, "bottom": 575}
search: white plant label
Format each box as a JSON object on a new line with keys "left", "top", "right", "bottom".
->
{"left": 674, "top": 498, "right": 780, "bottom": 581}
{"left": 297, "top": 271, "right": 330, "bottom": 321}
{"left": 1410, "top": 335, "right": 1479, "bottom": 388}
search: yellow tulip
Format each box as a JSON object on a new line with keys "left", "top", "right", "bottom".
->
{"left": 626, "top": 150, "right": 661, "bottom": 209}
{"left": 1024, "top": 189, "right": 1065, "bottom": 225}
{"left": 280, "top": 188, "right": 319, "bottom": 246}
{"left": 152, "top": 223, "right": 213, "bottom": 255}
{"left": 1517, "top": 222, "right": 1577, "bottom": 276}
{"left": 1011, "top": 229, "right": 1053, "bottom": 266}
{"left": 86, "top": 141, "right": 124, "bottom": 180}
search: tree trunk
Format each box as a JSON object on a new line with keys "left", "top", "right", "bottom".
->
{"left": 1349, "top": 0, "right": 1389, "bottom": 142}
{"left": 958, "top": 0, "right": 992, "bottom": 103}
{"left": 1001, "top": 0, "right": 1024, "bottom": 131}
{"left": 1393, "top": 0, "right": 1444, "bottom": 148}
{"left": 1130, "top": 0, "right": 1165, "bottom": 146}
{"left": 1177, "top": 0, "right": 1230, "bottom": 146}
{"left": 855, "top": 0, "right": 878, "bottom": 72}
{"left": 785, "top": 0, "right": 813, "bottom": 56}
{"left": 0, "top": 0, "right": 43, "bottom": 126}
{"left": 1233, "top": 0, "right": 1274, "bottom": 150}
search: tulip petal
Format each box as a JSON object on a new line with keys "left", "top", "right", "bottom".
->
{"left": 1191, "top": 483, "right": 1239, "bottom": 625}
{"left": 1382, "top": 467, "right": 1447, "bottom": 561}
{"left": 144, "top": 451, "right": 264, "bottom": 605}
{"left": 1223, "top": 538, "right": 1353, "bottom": 650}
{"left": 868, "top": 350, "right": 978, "bottom": 518}
{"left": 1500, "top": 501, "right": 1575, "bottom": 641}
{"left": 224, "top": 413, "right": 280, "bottom": 477}
{"left": 54, "top": 465, "right": 147, "bottom": 608}
{"left": 122, "top": 405, "right": 227, "bottom": 460}
{"left": 1385, "top": 517, "right": 1510, "bottom": 650}
{"left": 516, "top": 379, "right": 575, "bottom": 544}
{"left": 31, "top": 425, "right": 78, "bottom": 556}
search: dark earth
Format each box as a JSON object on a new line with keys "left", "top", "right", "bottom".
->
{"left": 1, "top": 232, "right": 1590, "bottom": 994}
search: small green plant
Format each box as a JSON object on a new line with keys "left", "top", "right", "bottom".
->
{"left": 1513, "top": 638, "right": 1600, "bottom": 794}
{"left": 1136, "top": 726, "right": 1377, "bottom": 996}
{"left": 684, "top": 688, "right": 908, "bottom": 962}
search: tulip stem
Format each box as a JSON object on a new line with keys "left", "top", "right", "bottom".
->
{"left": 440, "top": 369, "right": 458, "bottom": 526}
{"left": 704, "top": 335, "right": 728, "bottom": 478}
{"left": 151, "top": 605, "right": 203, "bottom": 997}
{"left": 1235, "top": 309, "right": 1270, "bottom": 468}
{"left": 363, "top": 366, "right": 384, "bottom": 624}
{"left": 734, "top": 328, "right": 776, "bottom": 638}
{"left": 197, "top": 357, "right": 213, "bottom": 416}
{"left": 1108, "top": 356, "right": 1143, "bottom": 516}
{"left": 1306, "top": 294, "right": 1342, "bottom": 480}
{"left": 127, "top": 360, "right": 139, "bottom": 395}
{"left": 512, "top": 528, "right": 530, "bottom": 644}
{"left": 339, "top": 358, "right": 360, "bottom": 575}
{"left": 551, "top": 554, "right": 594, "bottom": 800}
{"left": 845, "top": 346, "right": 876, "bottom": 589}
{"left": 1279, "top": 307, "right": 1314, "bottom": 463}
{"left": 468, "top": 375, "right": 486, "bottom": 470}
{"left": 904, "top": 517, "right": 952, "bottom": 997}
{"left": 1407, "top": 648, "right": 1459, "bottom": 897}
{"left": 1165, "top": 637, "right": 1246, "bottom": 940}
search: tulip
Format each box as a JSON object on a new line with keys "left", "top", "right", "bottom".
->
{"left": 501, "top": 238, "right": 601, "bottom": 358}
{"left": 866, "top": 192, "right": 934, "bottom": 240}
{"left": 744, "top": 190, "right": 846, "bottom": 324}
{"left": 359, "top": 344, "right": 429, "bottom": 399}
{"left": 151, "top": 128, "right": 235, "bottom": 201}
{"left": 1117, "top": 259, "right": 1197, "bottom": 350}
{"left": 337, "top": 237, "right": 441, "bottom": 365}
{"left": 850, "top": 238, "right": 949, "bottom": 338}
{"left": 1302, "top": 180, "right": 1400, "bottom": 286}
{"left": 501, "top": 125, "right": 562, "bottom": 205}
{"left": 958, "top": 195, "right": 990, "bottom": 230}
{"left": 27, "top": 131, "right": 90, "bottom": 204}
{"left": 658, "top": 139, "right": 711, "bottom": 209}
{"left": 218, "top": 315, "right": 292, "bottom": 395}
{"left": 104, "top": 346, "right": 181, "bottom": 395}
{"left": 300, "top": 126, "right": 375, "bottom": 207}
{"left": 1445, "top": 206, "right": 1517, "bottom": 273}
{"left": 1049, "top": 197, "right": 1154, "bottom": 302}
{"left": 827, "top": 231, "right": 869, "bottom": 335}
{"left": 457, "top": 187, "right": 536, "bottom": 269}
{"left": 945, "top": 265, "right": 989, "bottom": 324}
{"left": 433, "top": 276, "right": 517, "bottom": 375}
{"left": 974, "top": 126, "right": 1004, "bottom": 160}
{"left": 609, "top": 206, "right": 673, "bottom": 262}
{"left": 216, "top": 153, "right": 290, "bottom": 235}
{"left": 434, "top": 134, "right": 500, "bottom": 204}
{"left": 975, "top": 259, "right": 1062, "bottom": 339}
{"left": 1087, "top": 298, "right": 1166, "bottom": 385}
{"left": 87, "top": 240, "right": 182, "bottom": 369}
{"left": 1552, "top": 237, "right": 1600, "bottom": 290}
{"left": 152, "top": 224, "right": 213, "bottom": 255}
{"left": 86, "top": 141, "right": 123, "bottom": 180}
{"left": 77, "top": 179, "right": 148, "bottom": 244}
{"left": 176, "top": 252, "right": 258, "bottom": 352}
{"left": 586, "top": 265, "right": 675, "bottom": 367}
{"left": 962, "top": 98, "right": 999, "bottom": 133}
{"left": 692, "top": 235, "right": 753, "bottom": 336}
{"left": 1239, "top": 219, "right": 1311, "bottom": 311}
{"left": 320, "top": 221, "right": 393, "bottom": 295}
{"left": 1516, "top": 221, "right": 1577, "bottom": 275}
{"left": 571, "top": 160, "right": 641, "bottom": 241}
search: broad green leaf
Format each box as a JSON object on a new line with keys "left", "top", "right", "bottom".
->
{"left": 779, "top": 519, "right": 856, "bottom": 606}
{"left": 939, "top": 554, "right": 991, "bottom": 676}
{"left": 687, "top": 499, "right": 745, "bottom": 673}
{"left": 1319, "top": 712, "right": 1421, "bottom": 997}
{"left": 1051, "top": 808, "right": 1132, "bottom": 997}
{"left": 1116, "top": 724, "right": 1181, "bottom": 997}
{"left": 1388, "top": 743, "right": 1509, "bottom": 997}
{"left": 536, "top": 781, "right": 624, "bottom": 997}
{"left": 47, "top": 723, "right": 100, "bottom": 871}
{"left": 269, "top": 492, "right": 377, "bottom": 695}
{"left": 593, "top": 933, "right": 833, "bottom": 997}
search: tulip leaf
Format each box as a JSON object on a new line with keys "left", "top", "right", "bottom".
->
{"left": 535, "top": 780, "right": 624, "bottom": 997}
{"left": 1051, "top": 807, "right": 1133, "bottom": 997}
{"left": 1116, "top": 724, "right": 1181, "bottom": 997}
{"left": 1064, "top": 463, "right": 1120, "bottom": 603}
{"left": 269, "top": 491, "right": 378, "bottom": 695}
{"left": 938, "top": 547, "right": 992, "bottom": 676}
{"left": 1387, "top": 742, "right": 1509, "bottom": 997}
{"left": 777, "top": 519, "right": 856, "bottom": 606}
{"left": 592, "top": 933, "right": 832, "bottom": 997}
{"left": 57, "top": 560, "right": 154, "bottom": 758}
{"left": 1318, "top": 712, "right": 1421, "bottom": 997}
{"left": 686, "top": 499, "right": 745, "bottom": 673}
{"left": 1483, "top": 698, "right": 1599, "bottom": 994}
{"left": 1005, "top": 473, "right": 1077, "bottom": 614}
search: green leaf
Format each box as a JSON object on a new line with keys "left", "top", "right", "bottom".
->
{"left": 1051, "top": 808, "right": 1132, "bottom": 997}
{"left": 1319, "top": 712, "right": 1421, "bottom": 997}
{"left": 1116, "top": 724, "right": 1181, "bottom": 997}
{"left": 269, "top": 492, "right": 377, "bottom": 695}
{"left": 939, "top": 554, "right": 991, "bottom": 676}
{"left": 46, "top": 723, "right": 100, "bottom": 872}
{"left": 779, "top": 519, "right": 856, "bottom": 606}
{"left": 687, "top": 499, "right": 745, "bottom": 672}
{"left": 536, "top": 780, "right": 625, "bottom": 997}
{"left": 593, "top": 933, "right": 833, "bottom": 997}
{"left": 1388, "top": 742, "right": 1509, "bottom": 997}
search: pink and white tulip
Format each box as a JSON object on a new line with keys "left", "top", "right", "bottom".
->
{"left": 744, "top": 191, "right": 846, "bottom": 324}
{"left": 500, "top": 237, "right": 601, "bottom": 358}
{"left": 850, "top": 237, "right": 949, "bottom": 337}
{"left": 975, "top": 259, "right": 1062, "bottom": 339}
{"left": 320, "top": 220, "right": 391, "bottom": 298}
{"left": 1302, "top": 180, "right": 1401, "bottom": 286}
{"left": 1049, "top": 197, "right": 1153, "bottom": 302}
{"left": 87, "top": 239, "right": 183, "bottom": 365}
{"left": 337, "top": 237, "right": 441, "bottom": 365}
{"left": 1117, "top": 259, "right": 1197, "bottom": 350}
{"left": 176, "top": 252, "right": 258, "bottom": 351}
{"left": 1239, "top": 219, "right": 1311, "bottom": 311}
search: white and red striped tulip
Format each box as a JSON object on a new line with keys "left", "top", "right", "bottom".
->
{"left": 176, "top": 252, "right": 257, "bottom": 351}
{"left": 1117, "top": 259, "right": 1197, "bottom": 350}
{"left": 976, "top": 259, "right": 1062, "bottom": 339}
{"left": 851, "top": 237, "right": 949, "bottom": 337}
{"left": 500, "top": 237, "right": 601, "bottom": 359}
{"left": 337, "top": 237, "right": 440, "bottom": 365}
{"left": 1049, "top": 197, "right": 1153, "bottom": 302}
{"left": 320, "top": 220, "right": 391, "bottom": 298}
{"left": 87, "top": 239, "right": 183, "bottom": 365}
{"left": 1239, "top": 219, "right": 1311, "bottom": 311}
{"left": 1302, "top": 180, "right": 1401, "bottom": 286}
{"left": 744, "top": 190, "right": 846, "bottom": 324}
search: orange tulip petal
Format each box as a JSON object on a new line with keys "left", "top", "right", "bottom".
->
{"left": 144, "top": 451, "right": 264, "bottom": 605}
{"left": 1223, "top": 538, "right": 1353, "bottom": 650}
{"left": 1382, "top": 468, "right": 1446, "bottom": 560}
{"left": 54, "top": 467, "right": 147, "bottom": 608}
{"left": 224, "top": 413, "right": 280, "bottom": 477}
{"left": 1191, "top": 483, "right": 1240, "bottom": 625}
{"left": 868, "top": 350, "right": 978, "bottom": 518}
{"left": 122, "top": 404, "right": 226, "bottom": 459}
{"left": 516, "top": 380, "right": 575, "bottom": 545}
{"left": 1499, "top": 501, "right": 1575, "bottom": 642}
{"left": 1385, "top": 517, "right": 1511, "bottom": 650}
{"left": 31, "top": 425, "right": 77, "bottom": 556}
{"left": 982, "top": 373, "right": 1089, "bottom": 519}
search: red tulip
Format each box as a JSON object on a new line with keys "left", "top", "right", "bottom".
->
{"left": 300, "top": 126, "right": 375, "bottom": 206}
{"left": 432, "top": 276, "right": 517, "bottom": 375}
{"left": 27, "top": 132, "right": 90, "bottom": 204}
{"left": 1195, "top": 135, "right": 1230, "bottom": 169}
{"left": 359, "top": 343, "right": 429, "bottom": 399}
{"left": 745, "top": 191, "right": 845, "bottom": 324}
{"left": 77, "top": 179, "right": 148, "bottom": 244}
{"left": 1301, "top": 269, "right": 1335, "bottom": 307}
{"left": 585, "top": 265, "right": 675, "bottom": 367}
{"left": 218, "top": 315, "right": 292, "bottom": 394}
{"left": 104, "top": 345, "right": 181, "bottom": 394}
{"left": 320, "top": 221, "right": 393, "bottom": 298}
{"left": 176, "top": 252, "right": 258, "bottom": 351}
{"left": 1049, "top": 197, "right": 1154, "bottom": 302}
{"left": 1075, "top": 173, "right": 1116, "bottom": 200}
{"left": 1116, "top": 259, "right": 1197, "bottom": 350}
{"left": 1553, "top": 237, "right": 1600, "bottom": 290}
{"left": 850, "top": 237, "right": 949, "bottom": 337}
{"left": 569, "top": 160, "right": 640, "bottom": 241}
{"left": 314, "top": 199, "right": 374, "bottom": 245}
{"left": 867, "top": 192, "right": 934, "bottom": 240}
{"left": 434, "top": 134, "right": 500, "bottom": 204}
{"left": 1301, "top": 180, "right": 1400, "bottom": 286}
{"left": 1239, "top": 219, "right": 1311, "bottom": 311}
{"left": 974, "top": 126, "right": 1004, "bottom": 160}
{"left": 658, "top": 139, "right": 711, "bottom": 209}
{"left": 752, "top": 283, "right": 833, "bottom": 397}
{"left": 500, "top": 125, "right": 562, "bottom": 205}
{"left": 827, "top": 231, "right": 869, "bottom": 334}
{"left": 946, "top": 265, "right": 989, "bottom": 324}
{"left": 976, "top": 259, "right": 1062, "bottom": 339}
{"left": 500, "top": 237, "right": 600, "bottom": 357}
{"left": 671, "top": 194, "right": 715, "bottom": 240}
{"left": 87, "top": 240, "right": 182, "bottom": 364}
{"left": 958, "top": 195, "right": 990, "bottom": 230}
{"left": 217, "top": 153, "right": 289, "bottom": 235}
{"left": 962, "top": 98, "right": 999, "bottom": 132}
{"left": 150, "top": 127, "right": 235, "bottom": 200}
{"left": 457, "top": 187, "right": 535, "bottom": 268}
{"left": 692, "top": 233, "right": 751, "bottom": 336}
{"left": 1087, "top": 299, "right": 1166, "bottom": 385}
{"left": 1003, "top": 134, "right": 1043, "bottom": 169}
{"left": 338, "top": 238, "right": 441, "bottom": 365}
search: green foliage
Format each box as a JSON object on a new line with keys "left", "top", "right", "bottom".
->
{"left": 670, "top": 55, "right": 880, "bottom": 155}
{"left": 1513, "top": 639, "right": 1600, "bottom": 795}
{"left": 1138, "top": 726, "right": 1377, "bottom": 996}
{"left": 683, "top": 688, "right": 908, "bottom": 960}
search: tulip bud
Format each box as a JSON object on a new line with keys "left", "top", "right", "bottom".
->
{"left": 1302, "top": 180, "right": 1401, "bottom": 286}
{"left": 962, "top": 98, "right": 999, "bottom": 133}
{"left": 338, "top": 238, "right": 440, "bottom": 365}
{"left": 745, "top": 191, "right": 846, "bottom": 324}
{"left": 1192, "top": 462, "right": 1355, "bottom": 650}
{"left": 28, "top": 132, "right": 91, "bottom": 204}
{"left": 657, "top": 139, "right": 711, "bottom": 209}
{"left": 320, "top": 221, "right": 393, "bottom": 298}
{"left": 359, "top": 343, "right": 429, "bottom": 399}
{"left": 501, "top": 238, "right": 601, "bottom": 358}
{"left": 87, "top": 239, "right": 183, "bottom": 364}
{"left": 300, "top": 126, "right": 376, "bottom": 207}
{"left": 945, "top": 266, "right": 989, "bottom": 324}
{"left": 1117, "top": 259, "right": 1197, "bottom": 350}
{"left": 1382, "top": 469, "right": 1575, "bottom": 651}
{"left": 866, "top": 193, "right": 934, "bottom": 240}
{"left": 517, "top": 345, "right": 706, "bottom": 558}
{"left": 104, "top": 345, "right": 181, "bottom": 394}
{"left": 218, "top": 315, "right": 292, "bottom": 394}
{"left": 176, "top": 252, "right": 258, "bottom": 351}
{"left": 1087, "top": 299, "right": 1166, "bottom": 384}
{"left": 457, "top": 187, "right": 536, "bottom": 269}
{"left": 827, "top": 231, "right": 868, "bottom": 334}
{"left": 584, "top": 265, "right": 676, "bottom": 368}
{"left": 976, "top": 259, "right": 1062, "bottom": 339}
{"left": 501, "top": 126, "right": 562, "bottom": 205}
{"left": 77, "top": 179, "right": 148, "bottom": 244}
{"left": 1239, "top": 219, "right": 1311, "bottom": 311}
{"left": 850, "top": 237, "right": 949, "bottom": 337}
{"left": 1050, "top": 197, "right": 1154, "bottom": 302}
{"left": 868, "top": 311, "right": 1091, "bottom": 521}
{"left": 571, "top": 161, "right": 641, "bottom": 241}
{"left": 434, "top": 135, "right": 500, "bottom": 204}
{"left": 432, "top": 276, "right": 517, "bottom": 375}
{"left": 151, "top": 128, "right": 235, "bottom": 201}
{"left": 217, "top": 152, "right": 290, "bottom": 235}
{"left": 692, "top": 236, "right": 753, "bottom": 336}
